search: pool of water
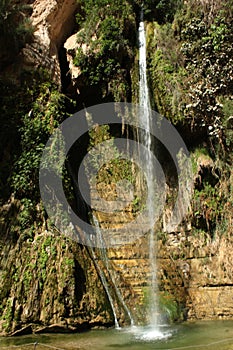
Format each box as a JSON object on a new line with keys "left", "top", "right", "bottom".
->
{"left": 1, "top": 320, "right": 233, "bottom": 350}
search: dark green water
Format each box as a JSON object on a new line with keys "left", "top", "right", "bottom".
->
{"left": 1, "top": 320, "right": 233, "bottom": 350}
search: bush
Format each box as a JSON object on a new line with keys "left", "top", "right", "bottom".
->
{"left": 74, "top": 0, "right": 136, "bottom": 100}
{"left": 0, "top": 0, "right": 33, "bottom": 68}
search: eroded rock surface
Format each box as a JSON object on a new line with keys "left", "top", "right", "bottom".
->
{"left": 23, "top": 0, "right": 78, "bottom": 84}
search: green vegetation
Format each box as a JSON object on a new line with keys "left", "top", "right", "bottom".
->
{"left": 2, "top": 299, "right": 14, "bottom": 332}
{"left": 159, "top": 291, "right": 182, "bottom": 323}
{"left": 193, "top": 183, "right": 223, "bottom": 233}
{"left": 148, "top": 1, "right": 232, "bottom": 153}
{"left": 0, "top": 67, "right": 72, "bottom": 243}
{"left": 74, "top": 0, "right": 137, "bottom": 100}
{"left": 147, "top": 1, "right": 232, "bottom": 240}
{"left": 147, "top": 22, "right": 186, "bottom": 121}
{"left": 142, "top": 287, "right": 183, "bottom": 323}
{"left": 12, "top": 76, "right": 68, "bottom": 199}
{"left": 0, "top": 0, "right": 33, "bottom": 67}
{"left": 190, "top": 147, "right": 211, "bottom": 174}
{"left": 87, "top": 123, "right": 146, "bottom": 212}
{"left": 96, "top": 157, "right": 134, "bottom": 184}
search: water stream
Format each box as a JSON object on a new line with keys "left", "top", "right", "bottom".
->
{"left": 138, "top": 13, "right": 160, "bottom": 327}
{"left": 86, "top": 227, "right": 120, "bottom": 328}
{"left": 89, "top": 14, "right": 161, "bottom": 334}
{"left": 93, "top": 215, "right": 134, "bottom": 326}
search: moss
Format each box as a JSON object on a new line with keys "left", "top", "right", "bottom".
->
{"left": 147, "top": 22, "right": 186, "bottom": 123}
{"left": 64, "top": 257, "right": 75, "bottom": 267}
{"left": 23, "top": 269, "right": 33, "bottom": 291}
{"left": 218, "top": 96, "right": 233, "bottom": 149}
{"left": 190, "top": 147, "right": 212, "bottom": 174}
{"left": 159, "top": 291, "right": 183, "bottom": 323}
{"left": 2, "top": 299, "right": 14, "bottom": 332}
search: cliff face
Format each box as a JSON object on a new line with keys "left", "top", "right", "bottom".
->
{"left": 0, "top": 0, "right": 232, "bottom": 335}
{"left": 62, "top": 0, "right": 233, "bottom": 323}
{"left": 0, "top": 204, "right": 114, "bottom": 335}
{"left": 22, "top": 0, "right": 78, "bottom": 84}
{"left": 158, "top": 228, "right": 233, "bottom": 320}
{"left": 0, "top": 0, "right": 114, "bottom": 336}
{"left": 91, "top": 172, "right": 233, "bottom": 324}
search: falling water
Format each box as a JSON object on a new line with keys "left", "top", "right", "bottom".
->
{"left": 86, "top": 222, "right": 120, "bottom": 328}
{"left": 93, "top": 215, "right": 135, "bottom": 326}
{"left": 138, "top": 12, "right": 160, "bottom": 327}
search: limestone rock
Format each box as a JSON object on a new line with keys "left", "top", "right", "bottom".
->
{"left": 22, "top": 0, "right": 79, "bottom": 84}
{"left": 10, "top": 324, "right": 33, "bottom": 336}
{"left": 64, "top": 33, "right": 81, "bottom": 81}
{"left": 0, "top": 224, "right": 114, "bottom": 335}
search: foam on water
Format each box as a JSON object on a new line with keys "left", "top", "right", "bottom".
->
{"left": 137, "top": 328, "right": 172, "bottom": 341}
{"left": 125, "top": 325, "right": 173, "bottom": 342}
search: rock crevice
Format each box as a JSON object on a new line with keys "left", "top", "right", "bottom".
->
{"left": 23, "top": 0, "right": 79, "bottom": 84}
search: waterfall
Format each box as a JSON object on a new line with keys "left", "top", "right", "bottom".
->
{"left": 138, "top": 13, "right": 160, "bottom": 327}
{"left": 93, "top": 215, "right": 135, "bottom": 327}
{"left": 88, "top": 248, "right": 119, "bottom": 328}
{"left": 85, "top": 222, "right": 120, "bottom": 328}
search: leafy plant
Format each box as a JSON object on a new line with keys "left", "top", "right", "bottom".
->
{"left": 193, "top": 182, "right": 223, "bottom": 232}
{"left": 148, "top": 0, "right": 232, "bottom": 160}
{"left": 0, "top": 0, "right": 34, "bottom": 67}
{"left": 155, "top": 0, "right": 183, "bottom": 23}
{"left": 159, "top": 292, "right": 181, "bottom": 322}
{"left": 12, "top": 78, "right": 68, "bottom": 199}
{"left": 74, "top": 0, "right": 136, "bottom": 100}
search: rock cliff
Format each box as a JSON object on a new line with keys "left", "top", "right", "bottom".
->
{"left": 0, "top": 202, "right": 114, "bottom": 335}
{"left": 22, "top": 0, "right": 78, "bottom": 84}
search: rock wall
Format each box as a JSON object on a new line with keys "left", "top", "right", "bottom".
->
{"left": 22, "top": 0, "right": 78, "bottom": 84}
{"left": 92, "top": 213, "right": 233, "bottom": 323}
{"left": 158, "top": 229, "right": 233, "bottom": 320}
{"left": 0, "top": 199, "right": 113, "bottom": 335}
{"left": 92, "top": 158, "right": 233, "bottom": 323}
